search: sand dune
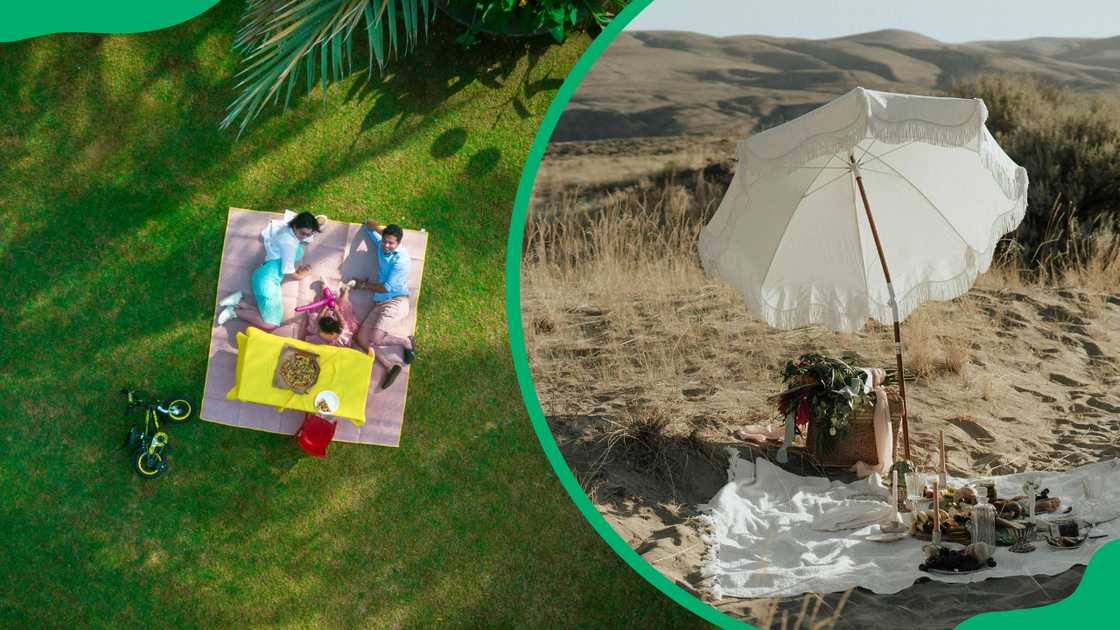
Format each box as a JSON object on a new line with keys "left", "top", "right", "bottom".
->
{"left": 554, "top": 30, "right": 1120, "bottom": 142}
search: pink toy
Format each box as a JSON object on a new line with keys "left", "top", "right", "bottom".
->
{"left": 296, "top": 277, "right": 355, "bottom": 313}
{"left": 295, "top": 285, "right": 337, "bottom": 313}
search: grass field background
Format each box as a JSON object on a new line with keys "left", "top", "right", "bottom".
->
{"left": 0, "top": 2, "right": 704, "bottom": 626}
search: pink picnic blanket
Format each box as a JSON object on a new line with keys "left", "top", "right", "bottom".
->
{"left": 200, "top": 208, "right": 428, "bottom": 447}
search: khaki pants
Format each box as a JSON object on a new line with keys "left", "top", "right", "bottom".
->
{"left": 357, "top": 297, "right": 412, "bottom": 362}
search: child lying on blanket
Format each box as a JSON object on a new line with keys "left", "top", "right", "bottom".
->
{"left": 304, "top": 281, "right": 359, "bottom": 347}
{"left": 301, "top": 280, "right": 403, "bottom": 391}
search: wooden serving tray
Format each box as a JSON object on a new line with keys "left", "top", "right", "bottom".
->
{"left": 912, "top": 529, "right": 971, "bottom": 545}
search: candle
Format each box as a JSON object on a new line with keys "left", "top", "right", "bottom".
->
{"left": 932, "top": 479, "right": 942, "bottom": 544}
{"left": 939, "top": 430, "right": 947, "bottom": 486}
{"left": 891, "top": 469, "right": 898, "bottom": 514}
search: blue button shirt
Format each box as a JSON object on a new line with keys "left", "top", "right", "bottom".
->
{"left": 364, "top": 225, "right": 411, "bottom": 302}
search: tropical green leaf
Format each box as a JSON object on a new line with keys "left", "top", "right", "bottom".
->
{"left": 387, "top": 0, "right": 399, "bottom": 56}
{"left": 222, "top": 0, "right": 435, "bottom": 136}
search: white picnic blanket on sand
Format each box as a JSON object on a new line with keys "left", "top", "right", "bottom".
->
{"left": 701, "top": 453, "right": 1120, "bottom": 599}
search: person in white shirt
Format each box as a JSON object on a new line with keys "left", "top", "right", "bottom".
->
{"left": 216, "top": 210, "right": 325, "bottom": 330}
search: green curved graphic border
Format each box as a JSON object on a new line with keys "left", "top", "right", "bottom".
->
{"left": 3, "top": 0, "right": 1113, "bottom": 625}
{"left": 502, "top": 0, "right": 1118, "bottom": 626}
{"left": 1, "top": 1, "right": 220, "bottom": 42}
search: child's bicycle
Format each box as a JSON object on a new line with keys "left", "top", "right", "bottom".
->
{"left": 122, "top": 389, "right": 194, "bottom": 478}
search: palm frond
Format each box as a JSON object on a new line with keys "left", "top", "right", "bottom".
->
{"left": 222, "top": 0, "right": 434, "bottom": 136}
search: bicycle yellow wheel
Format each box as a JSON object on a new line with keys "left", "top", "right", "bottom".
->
{"left": 135, "top": 450, "right": 166, "bottom": 478}
{"left": 166, "top": 397, "right": 193, "bottom": 423}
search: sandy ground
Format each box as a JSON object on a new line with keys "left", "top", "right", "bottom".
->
{"left": 523, "top": 146, "right": 1120, "bottom": 628}
{"left": 536, "top": 287, "right": 1119, "bottom": 627}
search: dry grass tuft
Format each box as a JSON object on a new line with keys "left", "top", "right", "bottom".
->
{"left": 604, "top": 406, "right": 672, "bottom": 458}
{"left": 901, "top": 313, "right": 939, "bottom": 378}
{"left": 743, "top": 589, "right": 853, "bottom": 630}
{"left": 943, "top": 335, "right": 972, "bottom": 376}
{"left": 599, "top": 405, "right": 685, "bottom": 485}
{"left": 1058, "top": 227, "right": 1120, "bottom": 291}
{"left": 574, "top": 469, "right": 604, "bottom": 504}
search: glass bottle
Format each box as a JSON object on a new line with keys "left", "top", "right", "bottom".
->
{"left": 971, "top": 492, "right": 997, "bottom": 548}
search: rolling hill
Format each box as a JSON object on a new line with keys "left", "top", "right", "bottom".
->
{"left": 552, "top": 29, "right": 1120, "bottom": 142}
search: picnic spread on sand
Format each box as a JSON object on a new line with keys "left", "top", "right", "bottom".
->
{"left": 200, "top": 208, "right": 428, "bottom": 448}
{"left": 695, "top": 88, "right": 1118, "bottom": 598}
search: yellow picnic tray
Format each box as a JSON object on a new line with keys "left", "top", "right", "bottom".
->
{"left": 227, "top": 326, "right": 374, "bottom": 425}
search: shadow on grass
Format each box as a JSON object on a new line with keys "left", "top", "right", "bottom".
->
{"left": 467, "top": 146, "right": 502, "bottom": 176}
{"left": 431, "top": 127, "right": 468, "bottom": 158}
{"left": 239, "top": 31, "right": 564, "bottom": 221}
{"left": 21, "top": 335, "right": 531, "bottom": 626}
{"left": 0, "top": 7, "right": 330, "bottom": 337}
{"left": 0, "top": 4, "right": 559, "bottom": 352}
{"left": 0, "top": 99, "right": 531, "bottom": 626}
{"left": 345, "top": 20, "right": 556, "bottom": 129}
{"left": 0, "top": 8, "right": 669, "bottom": 628}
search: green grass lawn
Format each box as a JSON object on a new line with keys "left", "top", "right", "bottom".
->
{"left": 0, "top": 2, "right": 706, "bottom": 626}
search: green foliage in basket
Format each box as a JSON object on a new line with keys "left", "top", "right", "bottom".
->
{"left": 779, "top": 353, "right": 869, "bottom": 455}
{"left": 890, "top": 460, "right": 914, "bottom": 492}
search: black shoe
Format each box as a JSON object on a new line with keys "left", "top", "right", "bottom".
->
{"left": 403, "top": 336, "right": 415, "bottom": 364}
{"left": 380, "top": 364, "right": 402, "bottom": 389}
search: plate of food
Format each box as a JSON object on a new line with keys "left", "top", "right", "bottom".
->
{"left": 920, "top": 543, "right": 997, "bottom": 574}
{"left": 314, "top": 390, "right": 339, "bottom": 416}
{"left": 910, "top": 508, "right": 972, "bottom": 545}
{"left": 1044, "top": 518, "right": 1092, "bottom": 549}
{"left": 274, "top": 345, "right": 321, "bottom": 393}
{"left": 1046, "top": 536, "right": 1088, "bottom": 550}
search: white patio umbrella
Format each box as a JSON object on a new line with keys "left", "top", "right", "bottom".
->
{"left": 699, "top": 87, "right": 1029, "bottom": 460}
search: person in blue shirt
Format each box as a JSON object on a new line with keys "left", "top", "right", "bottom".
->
{"left": 352, "top": 221, "right": 415, "bottom": 389}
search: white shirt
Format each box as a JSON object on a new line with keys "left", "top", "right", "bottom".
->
{"left": 260, "top": 210, "right": 312, "bottom": 274}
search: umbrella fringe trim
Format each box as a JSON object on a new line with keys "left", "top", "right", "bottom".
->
{"left": 701, "top": 191, "right": 1028, "bottom": 333}
{"left": 739, "top": 110, "right": 1027, "bottom": 204}
{"left": 739, "top": 93, "right": 984, "bottom": 171}
{"left": 866, "top": 115, "right": 981, "bottom": 152}
{"left": 739, "top": 115, "right": 869, "bottom": 175}
{"left": 977, "top": 127, "right": 1031, "bottom": 203}
{"left": 740, "top": 114, "right": 986, "bottom": 172}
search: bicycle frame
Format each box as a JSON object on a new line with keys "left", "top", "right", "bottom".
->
{"left": 145, "top": 431, "right": 169, "bottom": 453}
{"left": 144, "top": 406, "right": 163, "bottom": 435}
{"left": 125, "top": 389, "right": 176, "bottom": 422}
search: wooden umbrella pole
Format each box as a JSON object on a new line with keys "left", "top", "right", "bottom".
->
{"left": 850, "top": 155, "right": 911, "bottom": 461}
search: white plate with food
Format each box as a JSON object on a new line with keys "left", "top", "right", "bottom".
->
{"left": 314, "top": 390, "right": 339, "bottom": 415}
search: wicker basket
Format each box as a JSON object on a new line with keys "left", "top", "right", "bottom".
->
{"left": 803, "top": 386, "right": 903, "bottom": 471}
